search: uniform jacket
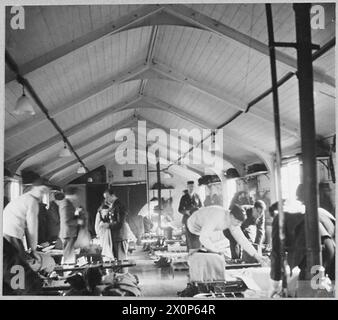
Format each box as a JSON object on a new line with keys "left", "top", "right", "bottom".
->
{"left": 178, "top": 191, "right": 202, "bottom": 224}
{"left": 47, "top": 201, "right": 60, "bottom": 242}
{"left": 97, "top": 199, "right": 129, "bottom": 241}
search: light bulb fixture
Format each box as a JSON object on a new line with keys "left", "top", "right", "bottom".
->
{"left": 77, "top": 165, "right": 87, "bottom": 174}
{"left": 87, "top": 177, "right": 93, "bottom": 183}
{"left": 14, "top": 85, "right": 35, "bottom": 115}
{"left": 59, "top": 141, "right": 72, "bottom": 157}
{"left": 209, "top": 130, "right": 220, "bottom": 152}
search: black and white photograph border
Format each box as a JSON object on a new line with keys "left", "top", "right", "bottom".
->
{"left": 0, "top": 0, "right": 337, "bottom": 301}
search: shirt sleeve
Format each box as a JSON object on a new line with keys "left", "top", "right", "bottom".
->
{"left": 229, "top": 225, "right": 257, "bottom": 257}
{"left": 270, "top": 216, "right": 282, "bottom": 281}
{"left": 196, "top": 194, "right": 202, "bottom": 208}
{"left": 25, "top": 198, "right": 39, "bottom": 250}
{"left": 94, "top": 211, "right": 101, "bottom": 236}
{"left": 178, "top": 196, "right": 185, "bottom": 214}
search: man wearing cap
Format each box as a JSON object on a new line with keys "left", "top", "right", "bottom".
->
{"left": 178, "top": 181, "right": 202, "bottom": 251}
{"left": 3, "top": 178, "right": 51, "bottom": 294}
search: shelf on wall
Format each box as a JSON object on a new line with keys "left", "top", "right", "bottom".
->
{"left": 243, "top": 171, "right": 268, "bottom": 178}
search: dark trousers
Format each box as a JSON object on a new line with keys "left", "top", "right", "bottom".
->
{"left": 184, "top": 220, "right": 202, "bottom": 251}
{"left": 184, "top": 221, "right": 201, "bottom": 251}
{"left": 113, "top": 240, "right": 129, "bottom": 272}
{"left": 322, "top": 236, "right": 335, "bottom": 280}
{"left": 112, "top": 240, "right": 129, "bottom": 261}
{"left": 223, "top": 229, "right": 241, "bottom": 259}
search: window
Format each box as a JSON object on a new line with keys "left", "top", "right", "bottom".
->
{"left": 123, "top": 170, "right": 133, "bottom": 177}
{"left": 42, "top": 193, "right": 49, "bottom": 206}
{"left": 226, "top": 178, "right": 237, "bottom": 206}
{"left": 281, "top": 160, "right": 301, "bottom": 203}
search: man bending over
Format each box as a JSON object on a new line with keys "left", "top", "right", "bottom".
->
{"left": 187, "top": 205, "right": 268, "bottom": 265}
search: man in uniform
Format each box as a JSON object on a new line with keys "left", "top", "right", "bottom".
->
{"left": 178, "top": 181, "right": 202, "bottom": 251}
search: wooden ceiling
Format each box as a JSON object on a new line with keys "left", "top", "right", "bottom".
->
{"left": 4, "top": 3, "right": 335, "bottom": 184}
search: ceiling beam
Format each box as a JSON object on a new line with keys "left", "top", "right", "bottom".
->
{"left": 151, "top": 61, "right": 299, "bottom": 138}
{"left": 115, "top": 95, "right": 214, "bottom": 129}
{"left": 5, "top": 64, "right": 147, "bottom": 139}
{"left": 57, "top": 151, "right": 203, "bottom": 186}
{"left": 146, "top": 26, "right": 159, "bottom": 66}
{"left": 138, "top": 116, "right": 249, "bottom": 174}
{"left": 142, "top": 95, "right": 214, "bottom": 129}
{"left": 50, "top": 149, "right": 116, "bottom": 185}
{"left": 5, "top": 5, "right": 164, "bottom": 82}
{"left": 141, "top": 115, "right": 270, "bottom": 158}
{"left": 33, "top": 95, "right": 217, "bottom": 172}
{"left": 137, "top": 130, "right": 207, "bottom": 177}
{"left": 138, "top": 25, "right": 159, "bottom": 96}
{"left": 6, "top": 50, "right": 89, "bottom": 173}
{"left": 7, "top": 93, "right": 214, "bottom": 174}
{"left": 37, "top": 119, "right": 136, "bottom": 172}
{"left": 55, "top": 119, "right": 252, "bottom": 185}
{"left": 5, "top": 105, "right": 139, "bottom": 173}
{"left": 163, "top": 4, "right": 334, "bottom": 87}
{"left": 45, "top": 140, "right": 120, "bottom": 179}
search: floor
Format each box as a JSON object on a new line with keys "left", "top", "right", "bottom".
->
{"left": 128, "top": 246, "right": 189, "bottom": 297}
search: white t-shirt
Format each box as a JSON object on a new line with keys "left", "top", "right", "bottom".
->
{"left": 3, "top": 192, "right": 39, "bottom": 250}
{"left": 187, "top": 206, "right": 256, "bottom": 256}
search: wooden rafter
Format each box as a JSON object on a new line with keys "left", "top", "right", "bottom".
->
{"left": 6, "top": 112, "right": 138, "bottom": 173}
{"left": 5, "top": 5, "right": 164, "bottom": 83}
{"left": 150, "top": 61, "right": 300, "bottom": 138}
{"left": 163, "top": 4, "right": 334, "bottom": 87}
{"left": 6, "top": 64, "right": 147, "bottom": 139}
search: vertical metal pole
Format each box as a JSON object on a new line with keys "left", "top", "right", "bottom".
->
{"left": 155, "top": 149, "right": 162, "bottom": 231}
{"left": 293, "top": 4, "right": 322, "bottom": 280}
{"left": 265, "top": 4, "right": 287, "bottom": 296}
{"left": 146, "top": 144, "right": 150, "bottom": 219}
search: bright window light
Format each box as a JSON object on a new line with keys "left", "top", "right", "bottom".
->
{"left": 10, "top": 180, "right": 21, "bottom": 200}
{"left": 281, "top": 160, "right": 301, "bottom": 203}
{"left": 226, "top": 179, "right": 237, "bottom": 205}
{"left": 42, "top": 193, "right": 49, "bottom": 206}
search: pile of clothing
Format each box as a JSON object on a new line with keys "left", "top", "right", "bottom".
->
{"left": 154, "top": 256, "right": 172, "bottom": 268}
{"left": 99, "top": 272, "right": 141, "bottom": 296}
